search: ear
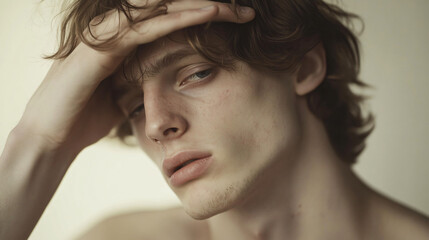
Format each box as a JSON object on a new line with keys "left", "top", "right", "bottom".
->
{"left": 294, "top": 43, "right": 326, "bottom": 96}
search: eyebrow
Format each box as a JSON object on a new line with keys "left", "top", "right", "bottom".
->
{"left": 113, "top": 47, "right": 200, "bottom": 104}
{"left": 141, "top": 48, "right": 200, "bottom": 83}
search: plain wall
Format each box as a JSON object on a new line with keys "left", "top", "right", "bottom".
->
{"left": 0, "top": 0, "right": 428, "bottom": 239}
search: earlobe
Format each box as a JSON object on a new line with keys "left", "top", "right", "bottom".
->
{"left": 294, "top": 43, "right": 327, "bottom": 96}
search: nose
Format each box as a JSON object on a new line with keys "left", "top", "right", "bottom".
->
{"left": 144, "top": 90, "right": 188, "bottom": 143}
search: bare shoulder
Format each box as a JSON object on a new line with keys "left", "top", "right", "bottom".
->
{"left": 366, "top": 191, "right": 429, "bottom": 240}
{"left": 75, "top": 207, "right": 208, "bottom": 240}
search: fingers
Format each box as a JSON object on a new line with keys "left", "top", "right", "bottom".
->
{"left": 127, "top": 2, "right": 255, "bottom": 45}
{"left": 166, "top": 1, "right": 255, "bottom": 23}
{"left": 128, "top": 6, "right": 218, "bottom": 44}
{"left": 83, "top": 1, "right": 255, "bottom": 57}
{"left": 128, "top": 0, "right": 255, "bottom": 23}
{"left": 216, "top": 5, "right": 255, "bottom": 23}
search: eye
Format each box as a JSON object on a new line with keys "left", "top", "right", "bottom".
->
{"left": 129, "top": 103, "right": 145, "bottom": 119}
{"left": 179, "top": 68, "right": 214, "bottom": 87}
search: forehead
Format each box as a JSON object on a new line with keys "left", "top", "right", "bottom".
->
{"left": 141, "top": 31, "right": 191, "bottom": 63}
{"left": 110, "top": 31, "right": 214, "bottom": 103}
{"left": 112, "top": 31, "right": 195, "bottom": 83}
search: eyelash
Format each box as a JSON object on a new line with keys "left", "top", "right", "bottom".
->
{"left": 128, "top": 68, "right": 215, "bottom": 119}
{"left": 179, "top": 68, "right": 214, "bottom": 87}
{"left": 129, "top": 104, "right": 144, "bottom": 119}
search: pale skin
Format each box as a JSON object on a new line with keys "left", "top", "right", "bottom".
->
{"left": 78, "top": 37, "right": 429, "bottom": 240}
{"left": 0, "top": 1, "right": 428, "bottom": 240}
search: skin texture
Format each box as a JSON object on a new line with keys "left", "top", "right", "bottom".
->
{"left": 110, "top": 31, "right": 429, "bottom": 240}
{"left": 1, "top": 0, "right": 428, "bottom": 239}
{"left": 81, "top": 36, "right": 429, "bottom": 240}
{"left": 115, "top": 35, "right": 303, "bottom": 219}
{"left": 0, "top": 1, "right": 255, "bottom": 239}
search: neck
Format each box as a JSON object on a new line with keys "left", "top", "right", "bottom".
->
{"left": 207, "top": 101, "right": 372, "bottom": 240}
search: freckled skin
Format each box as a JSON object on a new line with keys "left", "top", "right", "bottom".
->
{"left": 119, "top": 34, "right": 304, "bottom": 219}
{"left": 103, "top": 32, "right": 429, "bottom": 240}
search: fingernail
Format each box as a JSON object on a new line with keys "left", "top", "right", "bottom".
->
{"left": 239, "top": 6, "right": 253, "bottom": 14}
{"left": 200, "top": 5, "right": 215, "bottom": 11}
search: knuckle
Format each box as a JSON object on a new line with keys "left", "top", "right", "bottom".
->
{"left": 217, "top": 3, "right": 240, "bottom": 20}
{"left": 217, "top": 2, "right": 235, "bottom": 12}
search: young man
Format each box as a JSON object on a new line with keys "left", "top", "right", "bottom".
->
{"left": 0, "top": 0, "right": 428, "bottom": 239}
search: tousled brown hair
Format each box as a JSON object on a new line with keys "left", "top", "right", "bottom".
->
{"left": 48, "top": 0, "right": 374, "bottom": 164}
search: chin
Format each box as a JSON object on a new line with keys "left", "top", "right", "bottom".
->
{"left": 178, "top": 176, "right": 255, "bottom": 220}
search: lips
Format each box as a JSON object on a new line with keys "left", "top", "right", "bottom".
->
{"left": 162, "top": 151, "right": 212, "bottom": 186}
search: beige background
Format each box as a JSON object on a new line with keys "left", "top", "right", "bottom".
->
{"left": 0, "top": 0, "right": 428, "bottom": 239}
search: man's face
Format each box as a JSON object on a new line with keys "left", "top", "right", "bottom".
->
{"left": 114, "top": 33, "right": 304, "bottom": 219}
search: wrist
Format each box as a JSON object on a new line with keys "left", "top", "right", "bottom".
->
{"left": 69, "top": 43, "right": 126, "bottom": 80}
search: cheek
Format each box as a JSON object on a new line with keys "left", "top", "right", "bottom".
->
{"left": 204, "top": 75, "right": 301, "bottom": 164}
{"left": 202, "top": 83, "right": 265, "bottom": 157}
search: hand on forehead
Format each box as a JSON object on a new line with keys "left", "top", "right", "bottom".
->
{"left": 125, "top": 0, "right": 254, "bottom": 23}
{"left": 111, "top": 37, "right": 190, "bottom": 90}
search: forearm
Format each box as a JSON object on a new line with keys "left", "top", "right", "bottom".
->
{"left": 0, "top": 127, "right": 76, "bottom": 239}
{"left": 0, "top": 39, "right": 122, "bottom": 240}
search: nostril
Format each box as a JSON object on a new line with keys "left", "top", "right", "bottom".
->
{"left": 163, "top": 127, "right": 178, "bottom": 136}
